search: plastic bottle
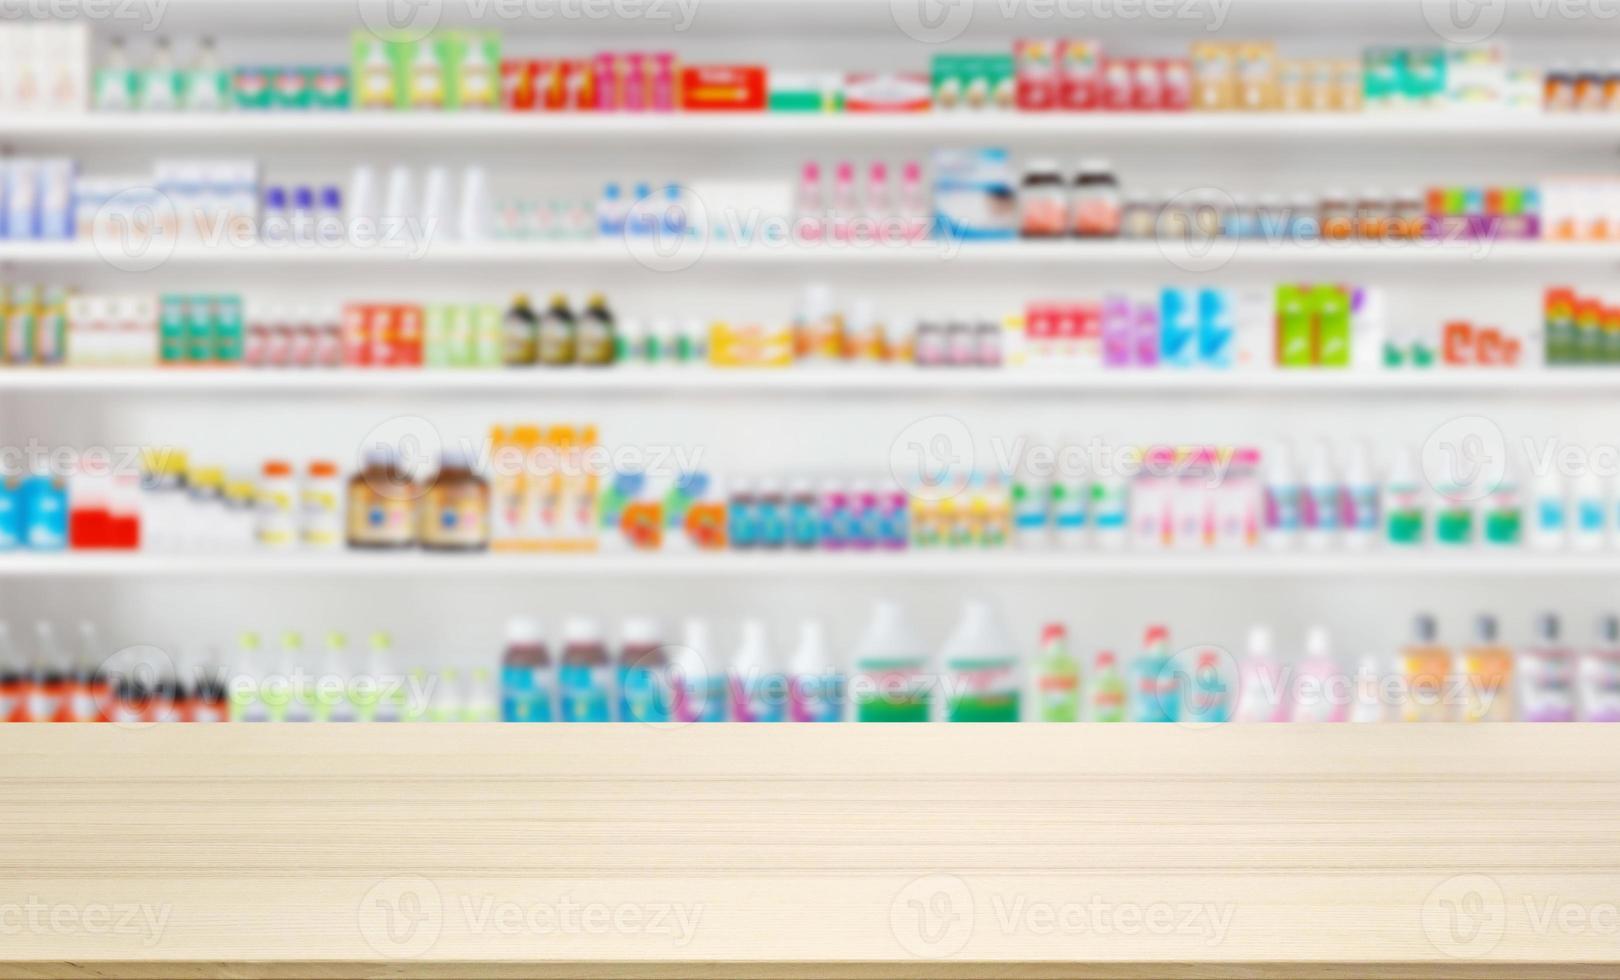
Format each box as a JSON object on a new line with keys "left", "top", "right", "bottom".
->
{"left": 1458, "top": 614, "right": 1514, "bottom": 722}
{"left": 1580, "top": 615, "right": 1620, "bottom": 721}
{"left": 1528, "top": 469, "right": 1567, "bottom": 551}
{"left": 538, "top": 293, "right": 577, "bottom": 366}
{"left": 1399, "top": 613, "right": 1451, "bottom": 722}
{"left": 360, "top": 631, "right": 404, "bottom": 723}
{"left": 1291, "top": 626, "right": 1347, "bottom": 722}
{"left": 429, "top": 667, "right": 464, "bottom": 722}
{"left": 1262, "top": 444, "right": 1302, "bottom": 550}
{"left": 1382, "top": 447, "right": 1426, "bottom": 547}
{"left": 277, "top": 631, "right": 310, "bottom": 723}
{"left": 850, "top": 600, "right": 930, "bottom": 722}
{"left": 1481, "top": 456, "right": 1523, "bottom": 549}
{"left": 830, "top": 162, "right": 858, "bottom": 242}
{"left": 618, "top": 616, "right": 670, "bottom": 723}
{"left": 1570, "top": 469, "right": 1607, "bottom": 552}
{"left": 500, "top": 616, "right": 553, "bottom": 722}
{"left": 1130, "top": 625, "right": 1178, "bottom": 723}
{"left": 899, "top": 161, "right": 930, "bottom": 241}
{"left": 730, "top": 619, "right": 785, "bottom": 722}
{"left": 1182, "top": 648, "right": 1233, "bottom": 723}
{"left": 1518, "top": 612, "right": 1576, "bottom": 722}
{"left": 788, "top": 618, "right": 844, "bottom": 722}
{"left": 1233, "top": 625, "right": 1288, "bottom": 722}
{"left": 793, "top": 162, "right": 825, "bottom": 241}
{"left": 0, "top": 624, "right": 22, "bottom": 722}
{"left": 1348, "top": 656, "right": 1386, "bottom": 723}
{"left": 1033, "top": 623, "right": 1080, "bottom": 722}
{"left": 69, "top": 620, "right": 107, "bottom": 722}
{"left": 1011, "top": 443, "right": 1051, "bottom": 549}
{"left": 558, "top": 617, "right": 612, "bottom": 722}
{"left": 1302, "top": 443, "right": 1339, "bottom": 551}
{"left": 464, "top": 668, "right": 499, "bottom": 722}
{"left": 578, "top": 293, "right": 617, "bottom": 367}
{"left": 597, "top": 182, "right": 628, "bottom": 236}
{"left": 316, "top": 631, "right": 356, "bottom": 722}
{"left": 502, "top": 293, "right": 539, "bottom": 366}
{"left": 230, "top": 631, "right": 267, "bottom": 723}
{"left": 940, "top": 600, "right": 1020, "bottom": 722}
{"left": 866, "top": 162, "right": 894, "bottom": 236}
{"left": 1088, "top": 650, "right": 1126, "bottom": 721}
{"left": 1340, "top": 442, "right": 1378, "bottom": 550}
{"left": 672, "top": 617, "right": 726, "bottom": 722}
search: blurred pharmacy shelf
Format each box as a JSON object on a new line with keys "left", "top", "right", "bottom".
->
{"left": 6, "top": 552, "right": 1620, "bottom": 577}
{"left": 3, "top": 368, "right": 1620, "bottom": 394}
{"left": 0, "top": 240, "right": 1612, "bottom": 266}
{"left": 5, "top": 112, "right": 1620, "bottom": 144}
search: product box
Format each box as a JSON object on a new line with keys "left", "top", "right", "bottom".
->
{"left": 1013, "top": 40, "right": 1059, "bottom": 110}
{"left": 446, "top": 31, "right": 500, "bottom": 108}
{"left": 351, "top": 33, "right": 398, "bottom": 109}
{"left": 1159, "top": 288, "right": 1199, "bottom": 367}
{"left": 931, "top": 147, "right": 1016, "bottom": 241}
{"left": 708, "top": 320, "right": 793, "bottom": 367}
{"left": 932, "top": 53, "right": 1013, "bottom": 111}
{"left": 1234, "top": 41, "right": 1277, "bottom": 110}
{"left": 1057, "top": 40, "right": 1102, "bottom": 110}
{"left": 1098, "top": 60, "right": 1133, "bottom": 110}
{"left": 1308, "top": 284, "right": 1351, "bottom": 367}
{"left": 769, "top": 71, "right": 841, "bottom": 112}
{"left": 1196, "top": 288, "right": 1234, "bottom": 368}
{"left": 680, "top": 65, "right": 765, "bottom": 111}
{"left": 844, "top": 72, "right": 932, "bottom": 112}
{"left": 1190, "top": 41, "right": 1234, "bottom": 110}
{"left": 1274, "top": 284, "right": 1312, "bottom": 367}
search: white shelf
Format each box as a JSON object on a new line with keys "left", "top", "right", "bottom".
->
{"left": 0, "top": 240, "right": 1609, "bottom": 266}
{"left": 0, "top": 368, "right": 1612, "bottom": 394}
{"left": 4, "top": 112, "right": 1615, "bottom": 143}
{"left": 3, "top": 551, "right": 1616, "bottom": 577}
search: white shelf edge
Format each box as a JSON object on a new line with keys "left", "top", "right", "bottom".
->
{"left": 0, "top": 241, "right": 1609, "bottom": 264}
{"left": 0, "top": 368, "right": 1612, "bottom": 393}
{"left": 2, "top": 112, "right": 1614, "bottom": 140}
{"left": 0, "top": 552, "right": 1613, "bottom": 577}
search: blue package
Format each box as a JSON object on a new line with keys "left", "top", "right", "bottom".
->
{"left": 21, "top": 473, "right": 67, "bottom": 550}
{"left": 1159, "top": 288, "right": 1198, "bottom": 368}
{"left": 0, "top": 473, "right": 21, "bottom": 550}
{"left": 931, "top": 147, "right": 1016, "bottom": 242}
{"left": 1197, "top": 288, "right": 1235, "bottom": 369}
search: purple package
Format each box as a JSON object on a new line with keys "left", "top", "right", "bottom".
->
{"left": 1132, "top": 296, "right": 1160, "bottom": 367}
{"left": 1101, "top": 294, "right": 1132, "bottom": 367}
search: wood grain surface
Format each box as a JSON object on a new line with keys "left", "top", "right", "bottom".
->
{"left": 1, "top": 724, "right": 1617, "bottom": 979}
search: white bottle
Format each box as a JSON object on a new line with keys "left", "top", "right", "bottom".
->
{"left": 1291, "top": 626, "right": 1347, "bottom": 723}
{"left": 1302, "top": 442, "right": 1339, "bottom": 552}
{"left": 1340, "top": 442, "right": 1378, "bottom": 551}
{"left": 850, "top": 599, "right": 931, "bottom": 722}
{"left": 673, "top": 617, "right": 725, "bottom": 722}
{"left": 1089, "top": 470, "right": 1128, "bottom": 551}
{"left": 1518, "top": 612, "right": 1576, "bottom": 722}
{"left": 793, "top": 161, "right": 826, "bottom": 241}
{"left": 419, "top": 166, "right": 455, "bottom": 243}
{"left": 1571, "top": 469, "right": 1608, "bottom": 552}
{"left": 1382, "top": 447, "right": 1426, "bottom": 548}
{"left": 730, "top": 619, "right": 784, "bottom": 722}
{"left": 1348, "top": 655, "right": 1387, "bottom": 723}
{"left": 1262, "top": 443, "right": 1302, "bottom": 551}
{"left": 1528, "top": 469, "right": 1567, "bottom": 551}
{"left": 1233, "top": 625, "right": 1288, "bottom": 722}
{"left": 464, "top": 668, "right": 499, "bottom": 722}
{"left": 939, "top": 599, "right": 1020, "bottom": 722}
{"left": 788, "top": 618, "right": 843, "bottom": 722}
{"left": 1011, "top": 437, "right": 1051, "bottom": 550}
{"left": 1580, "top": 615, "right": 1620, "bottom": 722}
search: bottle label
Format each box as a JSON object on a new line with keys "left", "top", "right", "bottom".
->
{"left": 945, "top": 657, "right": 1020, "bottom": 722}
{"left": 730, "top": 673, "right": 786, "bottom": 723}
{"left": 675, "top": 677, "right": 727, "bottom": 723}
{"left": 559, "top": 664, "right": 611, "bottom": 722}
{"left": 1037, "top": 673, "right": 1079, "bottom": 721}
{"left": 1131, "top": 656, "right": 1179, "bottom": 722}
{"left": 853, "top": 658, "right": 931, "bottom": 722}
{"left": 1265, "top": 485, "right": 1301, "bottom": 533}
{"left": 789, "top": 673, "right": 845, "bottom": 722}
{"left": 619, "top": 664, "right": 672, "bottom": 723}
{"left": 501, "top": 665, "right": 553, "bottom": 723}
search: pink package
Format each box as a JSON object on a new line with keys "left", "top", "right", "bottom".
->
{"left": 1132, "top": 298, "right": 1159, "bottom": 365}
{"left": 1101, "top": 295, "right": 1133, "bottom": 366}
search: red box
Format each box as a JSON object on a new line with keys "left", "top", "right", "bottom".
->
{"left": 342, "top": 304, "right": 371, "bottom": 366}
{"left": 1015, "top": 39, "right": 1059, "bottom": 111}
{"left": 1160, "top": 59, "right": 1191, "bottom": 111}
{"left": 1099, "top": 59, "right": 1134, "bottom": 110}
{"left": 395, "top": 305, "right": 424, "bottom": 366}
{"left": 502, "top": 59, "right": 538, "bottom": 111}
{"left": 1130, "top": 60, "right": 1162, "bottom": 111}
{"left": 1058, "top": 40, "right": 1102, "bottom": 110}
{"left": 680, "top": 65, "right": 766, "bottom": 111}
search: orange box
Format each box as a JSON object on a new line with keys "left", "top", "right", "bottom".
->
{"left": 680, "top": 65, "right": 766, "bottom": 111}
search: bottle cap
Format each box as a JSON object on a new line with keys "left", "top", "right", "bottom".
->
{"left": 1411, "top": 613, "right": 1437, "bottom": 644}
{"left": 506, "top": 617, "right": 544, "bottom": 646}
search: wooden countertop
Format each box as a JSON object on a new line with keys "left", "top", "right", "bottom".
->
{"left": 2, "top": 724, "right": 1618, "bottom": 979}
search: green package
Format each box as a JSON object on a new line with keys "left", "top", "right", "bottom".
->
{"left": 1362, "top": 48, "right": 1400, "bottom": 105}
{"left": 446, "top": 31, "right": 500, "bottom": 110}
{"left": 1275, "top": 285, "right": 1312, "bottom": 367}
{"left": 5, "top": 286, "right": 37, "bottom": 365}
{"left": 159, "top": 294, "right": 187, "bottom": 364}
{"left": 351, "top": 32, "right": 402, "bottom": 109}
{"left": 1400, "top": 49, "right": 1447, "bottom": 104}
{"left": 214, "top": 295, "right": 244, "bottom": 362}
{"left": 186, "top": 295, "right": 216, "bottom": 363}
{"left": 931, "top": 53, "right": 1015, "bottom": 111}
{"left": 1309, "top": 284, "right": 1350, "bottom": 367}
